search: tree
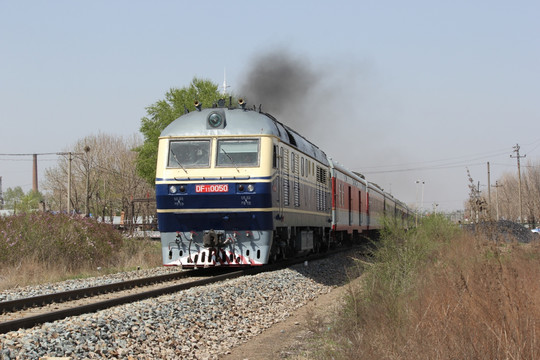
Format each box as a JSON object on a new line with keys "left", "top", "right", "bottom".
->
{"left": 135, "top": 77, "right": 224, "bottom": 185}
{"left": 465, "top": 168, "right": 488, "bottom": 223}
{"left": 485, "top": 160, "right": 540, "bottom": 227}
{"left": 20, "top": 190, "right": 44, "bottom": 212}
{"left": 3, "top": 186, "right": 24, "bottom": 210}
{"left": 2, "top": 187, "right": 43, "bottom": 213}
{"left": 43, "top": 133, "right": 155, "bottom": 226}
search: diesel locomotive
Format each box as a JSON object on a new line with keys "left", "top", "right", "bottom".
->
{"left": 155, "top": 100, "right": 409, "bottom": 267}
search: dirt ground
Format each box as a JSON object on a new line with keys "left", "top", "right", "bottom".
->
{"left": 222, "top": 282, "right": 351, "bottom": 360}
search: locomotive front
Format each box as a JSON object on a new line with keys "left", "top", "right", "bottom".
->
{"left": 155, "top": 106, "right": 277, "bottom": 267}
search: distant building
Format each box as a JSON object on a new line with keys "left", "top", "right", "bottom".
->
{"left": 0, "top": 209, "right": 14, "bottom": 217}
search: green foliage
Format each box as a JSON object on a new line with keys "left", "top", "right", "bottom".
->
{"left": 3, "top": 186, "right": 24, "bottom": 208}
{"left": 135, "top": 77, "right": 224, "bottom": 185}
{"left": 3, "top": 187, "right": 43, "bottom": 212}
{"left": 20, "top": 190, "right": 44, "bottom": 212}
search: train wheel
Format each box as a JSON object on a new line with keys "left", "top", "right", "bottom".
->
{"left": 269, "top": 241, "right": 281, "bottom": 263}
{"left": 312, "top": 240, "right": 320, "bottom": 254}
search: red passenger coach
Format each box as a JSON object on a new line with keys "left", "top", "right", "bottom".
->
{"left": 330, "top": 161, "right": 369, "bottom": 241}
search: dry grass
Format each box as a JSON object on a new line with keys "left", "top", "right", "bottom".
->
{"left": 0, "top": 212, "right": 162, "bottom": 290}
{"left": 0, "top": 238, "right": 162, "bottom": 290}
{"left": 308, "top": 216, "right": 540, "bottom": 359}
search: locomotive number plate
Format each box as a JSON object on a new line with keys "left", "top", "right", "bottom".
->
{"left": 195, "top": 184, "right": 229, "bottom": 193}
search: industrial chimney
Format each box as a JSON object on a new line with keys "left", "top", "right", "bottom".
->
{"left": 32, "top": 154, "right": 38, "bottom": 192}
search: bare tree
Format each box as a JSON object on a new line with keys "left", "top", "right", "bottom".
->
{"left": 465, "top": 168, "right": 488, "bottom": 223}
{"left": 494, "top": 161, "right": 540, "bottom": 226}
{"left": 523, "top": 160, "right": 540, "bottom": 227}
{"left": 43, "top": 133, "right": 156, "bottom": 230}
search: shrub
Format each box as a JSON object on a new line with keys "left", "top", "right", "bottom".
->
{"left": 0, "top": 212, "right": 162, "bottom": 289}
{"left": 0, "top": 212, "right": 123, "bottom": 271}
{"left": 310, "top": 216, "right": 540, "bottom": 359}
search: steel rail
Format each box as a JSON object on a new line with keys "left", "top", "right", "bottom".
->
{"left": 0, "top": 247, "right": 352, "bottom": 334}
{"left": 0, "top": 268, "right": 220, "bottom": 314}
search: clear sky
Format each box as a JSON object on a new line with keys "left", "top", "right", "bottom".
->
{"left": 1, "top": 0, "right": 539, "bottom": 212}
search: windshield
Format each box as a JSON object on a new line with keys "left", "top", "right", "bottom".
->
{"left": 216, "top": 139, "right": 260, "bottom": 167}
{"left": 168, "top": 140, "right": 210, "bottom": 167}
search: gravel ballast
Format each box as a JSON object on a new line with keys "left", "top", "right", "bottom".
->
{"left": 0, "top": 253, "right": 358, "bottom": 359}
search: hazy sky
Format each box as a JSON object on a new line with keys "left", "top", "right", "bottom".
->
{"left": 1, "top": 0, "right": 539, "bottom": 212}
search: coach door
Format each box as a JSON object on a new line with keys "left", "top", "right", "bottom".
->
{"left": 359, "top": 190, "right": 362, "bottom": 226}
{"left": 348, "top": 186, "right": 352, "bottom": 225}
{"left": 366, "top": 192, "right": 370, "bottom": 230}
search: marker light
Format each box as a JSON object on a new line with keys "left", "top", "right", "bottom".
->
{"left": 169, "top": 185, "right": 178, "bottom": 194}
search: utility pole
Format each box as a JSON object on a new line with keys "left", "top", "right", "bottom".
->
{"left": 487, "top": 162, "right": 491, "bottom": 210}
{"left": 510, "top": 144, "right": 526, "bottom": 224}
{"left": 83, "top": 146, "right": 91, "bottom": 217}
{"left": 58, "top": 151, "right": 86, "bottom": 215}
{"left": 491, "top": 181, "right": 502, "bottom": 221}
{"left": 68, "top": 152, "right": 73, "bottom": 214}
{"left": 32, "top": 154, "right": 38, "bottom": 192}
{"left": 415, "top": 179, "right": 425, "bottom": 226}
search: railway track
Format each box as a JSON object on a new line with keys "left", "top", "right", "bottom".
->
{"left": 0, "top": 251, "right": 340, "bottom": 334}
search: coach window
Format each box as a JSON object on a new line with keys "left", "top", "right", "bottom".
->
{"left": 216, "top": 139, "right": 260, "bottom": 167}
{"left": 301, "top": 157, "right": 305, "bottom": 177}
{"left": 168, "top": 139, "right": 210, "bottom": 168}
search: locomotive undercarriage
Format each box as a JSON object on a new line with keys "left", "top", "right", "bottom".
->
{"left": 162, "top": 229, "right": 272, "bottom": 267}
{"left": 162, "top": 225, "right": 335, "bottom": 267}
{"left": 269, "top": 226, "right": 331, "bottom": 262}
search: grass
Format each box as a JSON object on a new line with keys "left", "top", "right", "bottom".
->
{"left": 0, "top": 212, "right": 162, "bottom": 290}
{"left": 306, "top": 215, "right": 540, "bottom": 359}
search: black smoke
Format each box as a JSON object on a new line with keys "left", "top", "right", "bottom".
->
{"left": 237, "top": 50, "right": 322, "bottom": 131}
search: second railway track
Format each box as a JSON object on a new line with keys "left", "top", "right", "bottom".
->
{"left": 0, "top": 252, "right": 335, "bottom": 334}
{"left": 0, "top": 267, "right": 249, "bottom": 334}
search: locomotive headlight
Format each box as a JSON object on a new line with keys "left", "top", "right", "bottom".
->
{"left": 207, "top": 111, "right": 225, "bottom": 129}
{"left": 208, "top": 113, "right": 222, "bottom": 127}
{"left": 238, "top": 184, "right": 254, "bottom": 192}
{"left": 169, "top": 185, "right": 178, "bottom": 194}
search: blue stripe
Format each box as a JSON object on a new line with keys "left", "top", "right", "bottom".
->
{"left": 157, "top": 211, "right": 274, "bottom": 232}
{"left": 156, "top": 182, "right": 272, "bottom": 210}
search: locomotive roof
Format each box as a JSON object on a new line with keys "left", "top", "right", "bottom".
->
{"left": 161, "top": 107, "right": 329, "bottom": 165}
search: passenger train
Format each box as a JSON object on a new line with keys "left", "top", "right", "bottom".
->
{"left": 155, "top": 100, "right": 410, "bottom": 267}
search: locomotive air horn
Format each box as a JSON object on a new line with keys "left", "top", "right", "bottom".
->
{"left": 194, "top": 101, "right": 202, "bottom": 111}
{"left": 238, "top": 98, "right": 246, "bottom": 110}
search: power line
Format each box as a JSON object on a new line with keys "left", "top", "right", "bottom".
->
{"left": 360, "top": 148, "right": 512, "bottom": 171}
{"left": 363, "top": 162, "right": 486, "bottom": 175}
{"left": 0, "top": 153, "right": 59, "bottom": 156}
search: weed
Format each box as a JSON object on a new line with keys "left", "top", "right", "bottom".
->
{"left": 309, "top": 216, "right": 540, "bottom": 359}
{"left": 0, "top": 212, "right": 162, "bottom": 289}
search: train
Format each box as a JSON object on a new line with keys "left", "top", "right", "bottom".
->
{"left": 155, "top": 99, "right": 410, "bottom": 267}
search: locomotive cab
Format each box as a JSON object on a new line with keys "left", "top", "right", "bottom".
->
{"left": 155, "top": 108, "right": 277, "bottom": 267}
